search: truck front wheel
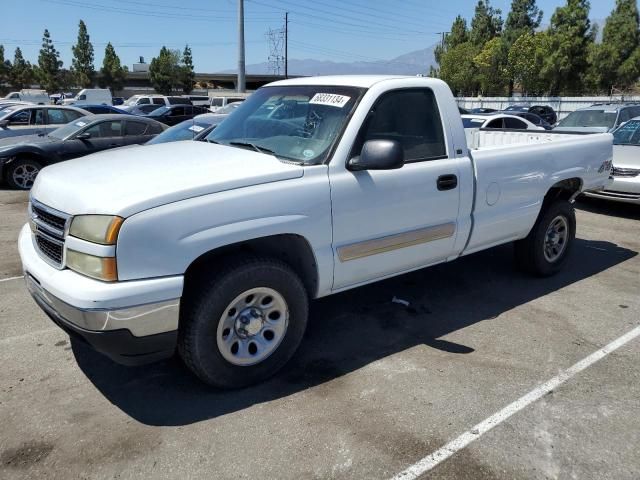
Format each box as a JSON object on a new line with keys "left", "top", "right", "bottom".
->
{"left": 178, "top": 256, "right": 309, "bottom": 388}
{"left": 514, "top": 200, "right": 576, "bottom": 276}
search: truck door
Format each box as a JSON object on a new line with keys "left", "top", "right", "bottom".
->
{"left": 329, "top": 88, "right": 461, "bottom": 290}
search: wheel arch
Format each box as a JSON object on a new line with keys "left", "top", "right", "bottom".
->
{"left": 543, "top": 177, "right": 583, "bottom": 207}
{"left": 183, "top": 233, "right": 320, "bottom": 301}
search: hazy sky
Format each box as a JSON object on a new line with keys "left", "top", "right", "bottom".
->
{"left": 1, "top": 0, "right": 618, "bottom": 72}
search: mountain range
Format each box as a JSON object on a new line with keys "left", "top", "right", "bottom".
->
{"left": 226, "top": 45, "right": 437, "bottom": 76}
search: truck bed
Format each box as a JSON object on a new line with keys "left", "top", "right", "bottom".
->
{"left": 461, "top": 129, "right": 613, "bottom": 256}
{"left": 465, "top": 128, "right": 598, "bottom": 150}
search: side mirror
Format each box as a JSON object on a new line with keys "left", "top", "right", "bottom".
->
{"left": 0, "top": 119, "right": 8, "bottom": 128}
{"left": 348, "top": 139, "right": 404, "bottom": 171}
{"left": 76, "top": 131, "right": 91, "bottom": 140}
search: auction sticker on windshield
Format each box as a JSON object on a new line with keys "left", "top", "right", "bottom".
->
{"left": 309, "top": 93, "right": 351, "bottom": 108}
{"left": 189, "top": 125, "right": 205, "bottom": 133}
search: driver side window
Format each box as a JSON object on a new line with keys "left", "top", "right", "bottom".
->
{"left": 352, "top": 88, "right": 446, "bottom": 162}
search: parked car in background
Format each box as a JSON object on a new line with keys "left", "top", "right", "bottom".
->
{"left": 2, "top": 89, "right": 49, "bottom": 105}
{"left": 500, "top": 111, "right": 553, "bottom": 130}
{"left": 554, "top": 104, "right": 640, "bottom": 133}
{"left": 0, "top": 105, "right": 90, "bottom": 140}
{"left": 146, "top": 115, "right": 223, "bottom": 145}
{"left": 461, "top": 113, "right": 544, "bottom": 131}
{"left": 505, "top": 104, "right": 557, "bottom": 125}
{"left": 62, "top": 88, "right": 112, "bottom": 106}
{"left": 112, "top": 97, "right": 125, "bottom": 106}
{"left": 182, "top": 95, "right": 210, "bottom": 106}
{"left": 583, "top": 118, "right": 640, "bottom": 204}
{"left": 0, "top": 114, "right": 166, "bottom": 189}
{"left": 128, "top": 104, "right": 164, "bottom": 116}
{"left": 145, "top": 105, "right": 211, "bottom": 126}
{"left": 118, "top": 95, "right": 191, "bottom": 112}
{"left": 80, "top": 105, "right": 130, "bottom": 115}
{"left": 209, "top": 93, "right": 250, "bottom": 112}
{"left": 470, "top": 107, "right": 497, "bottom": 114}
{"left": 0, "top": 101, "right": 33, "bottom": 112}
{"left": 458, "top": 106, "right": 469, "bottom": 114}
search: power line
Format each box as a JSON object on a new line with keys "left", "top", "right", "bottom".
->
{"left": 38, "top": 0, "right": 280, "bottom": 22}
{"left": 247, "top": 0, "right": 432, "bottom": 35}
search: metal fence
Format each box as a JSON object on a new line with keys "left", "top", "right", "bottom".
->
{"left": 456, "top": 96, "right": 640, "bottom": 120}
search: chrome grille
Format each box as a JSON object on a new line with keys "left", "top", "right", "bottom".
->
{"left": 29, "top": 199, "right": 70, "bottom": 268}
{"left": 611, "top": 166, "right": 640, "bottom": 178}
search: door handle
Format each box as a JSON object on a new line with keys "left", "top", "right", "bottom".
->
{"left": 437, "top": 174, "right": 458, "bottom": 191}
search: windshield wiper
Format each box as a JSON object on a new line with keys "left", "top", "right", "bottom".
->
{"left": 207, "top": 138, "right": 221, "bottom": 144}
{"left": 229, "top": 141, "right": 277, "bottom": 156}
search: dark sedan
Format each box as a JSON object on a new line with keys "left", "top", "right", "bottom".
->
{"left": 500, "top": 110, "right": 553, "bottom": 130}
{"left": 80, "top": 104, "right": 132, "bottom": 115}
{"left": 129, "top": 104, "right": 164, "bottom": 116}
{"left": 0, "top": 114, "right": 166, "bottom": 189}
{"left": 146, "top": 105, "right": 211, "bottom": 126}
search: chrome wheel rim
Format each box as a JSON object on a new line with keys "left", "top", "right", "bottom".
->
{"left": 12, "top": 164, "right": 39, "bottom": 189}
{"left": 544, "top": 215, "right": 569, "bottom": 262}
{"left": 216, "top": 287, "right": 289, "bottom": 366}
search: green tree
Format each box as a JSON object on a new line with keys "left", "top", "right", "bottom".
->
{"left": 71, "top": 20, "right": 95, "bottom": 88}
{"left": 470, "top": 0, "right": 503, "bottom": 47}
{"left": 180, "top": 44, "right": 195, "bottom": 94}
{"left": 38, "top": 29, "right": 63, "bottom": 92}
{"left": 542, "top": 0, "right": 594, "bottom": 95}
{"left": 587, "top": 0, "right": 640, "bottom": 92}
{"left": 99, "top": 43, "right": 128, "bottom": 93}
{"left": 9, "top": 47, "right": 34, "bottom": 90}
{"left": 149, "top": 46, "right": 181, "bottom": 94}
{"left": 0, "top": 45, "right": 8, "bottom": 87}
{"left": 435, "top": 15, "right": 469, "bottom": 66}
{"left": 503, "top": 0, "right": 543, "bottom": 45}
{"left": 439, "top": 42, "right": 479, "bottom": 95}
{"left": 508, "top": 32, "right": 551, "bottom": 94}
{"left": 474, "top": 37, "right": 509, "bottom": 95}
{"left": 503, "top": 0, "right": 543, "bottom": 94}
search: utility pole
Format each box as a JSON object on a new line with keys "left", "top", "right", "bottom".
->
{"left": 284, "top": 12, "right": 289, "bottom": 79}
{"left": 237, "top": 0, "right": 246, "bottom": 93}
{"left": 436, "top": 31, "right": 450, "bottom": 49}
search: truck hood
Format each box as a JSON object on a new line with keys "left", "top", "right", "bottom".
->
{"left": 31, "top": 141, "right": 304, "bottom": 217}
{"left": 612, "top": 145, "right": 640, "bottom": 168}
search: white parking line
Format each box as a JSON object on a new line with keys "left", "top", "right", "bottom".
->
{"left": 0, "top": 275, "right": 24, "bottom": 283}
{"left": 390, "top": 324, "right": 640, "bottom": 480}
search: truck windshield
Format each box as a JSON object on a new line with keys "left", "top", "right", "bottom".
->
{"left": 557, "top": 110, "right": 617, "bottom": 129}
{"left": 613, "top": 120, "right": 640, "bottom": 146}
{"left": 205, "top": 85, "right": 365, "bottom": 164}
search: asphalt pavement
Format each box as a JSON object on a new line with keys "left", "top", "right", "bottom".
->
{"left": 0, "top": 189, "right": 638, "bottom": 479}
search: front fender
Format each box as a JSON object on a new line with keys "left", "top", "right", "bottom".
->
{"left": 115, "top": 167, "right": 333, "bottom": 296}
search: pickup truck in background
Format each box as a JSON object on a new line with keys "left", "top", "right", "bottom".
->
{"left": 19, "top": 76, "right": 613, "bottom": 388}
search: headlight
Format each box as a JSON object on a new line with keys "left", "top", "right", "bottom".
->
{"left": 66, "top": 249, "right": 118, "bottom": 282}
{"left": 69, "top": 215, "right": 123, "bottom": 245}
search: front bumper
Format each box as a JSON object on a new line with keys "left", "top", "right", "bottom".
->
{"left": 19, "top": 224, "right": 183, "bottom": 365}
{"left": 583, "top": 176, "right": 640, "bottom": 205}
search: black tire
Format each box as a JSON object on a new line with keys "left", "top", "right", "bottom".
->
{"left": 5, "top": 158, "right": 42, "bottom": 190}
{"left": 178, "top": 256, "right": 309, "bottom": 389}
{"left": 514, "top": 199, "right": 576, "bottom": 277}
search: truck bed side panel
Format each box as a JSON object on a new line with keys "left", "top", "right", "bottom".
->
{"left": 463, "top": 133, "right": 612, "bottom": 255}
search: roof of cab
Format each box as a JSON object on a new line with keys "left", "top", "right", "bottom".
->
{"left": 267, "top": 75, "right": 422, "bottom": 88}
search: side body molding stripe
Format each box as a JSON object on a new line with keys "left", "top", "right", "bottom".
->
{"left": 337, "top": 222, "right": 456, "bottom": 262}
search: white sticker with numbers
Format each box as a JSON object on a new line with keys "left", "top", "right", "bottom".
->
{"left": 309, "top": 93, "right": 351, "bottom": 108}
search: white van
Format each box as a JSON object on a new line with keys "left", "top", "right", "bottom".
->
{"left": 62, "top": 89, "right": 112, "bottom": 106}
{"left": 1, "top": 89, "right": 50, "bottom": 105}
{"left": 209, "top": 92, "right": 251, "bottom": 112}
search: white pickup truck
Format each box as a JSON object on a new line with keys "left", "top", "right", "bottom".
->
{"left": 19, "top": 76, "right": 612, "bottom": 388}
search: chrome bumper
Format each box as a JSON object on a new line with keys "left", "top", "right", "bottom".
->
{"left": 25, "top": 274, "right": 180, "bottom": 337}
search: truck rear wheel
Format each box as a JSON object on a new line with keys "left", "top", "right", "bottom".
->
{"left": 178, "top": 256, "right": 308, "bottom": 388}
{"left": 514, "top": 200, "right": 576, "bottom": 277}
